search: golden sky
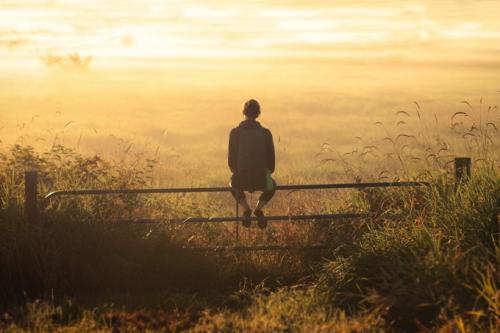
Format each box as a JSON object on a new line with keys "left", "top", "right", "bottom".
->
{"left": 1, "top": 1, "right": 499, "bottom": 139}
{"left": 2, "top": 0, "right": 500, "bottom": 71}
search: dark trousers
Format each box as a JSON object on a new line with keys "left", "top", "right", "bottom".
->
{"left": 230, "top": 176, "right": 276, "bottom": 204}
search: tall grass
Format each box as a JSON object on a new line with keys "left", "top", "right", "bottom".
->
{"left": 0, "top": 101, "right": 498, "bottom": 332}
{"left": 0, "top": 143, "right": 324, "bottom": 303}
{"left": 319, "top": 167, "right": 498, "bottom": 330}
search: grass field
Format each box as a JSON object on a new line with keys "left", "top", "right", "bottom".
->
{"left": 2, "top": 1, "right": 500, "bottom": 331}
{"left": 0, "top": 96, "right": 498, "bottom": 332}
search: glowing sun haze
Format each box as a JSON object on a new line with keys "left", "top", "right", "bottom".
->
{"left": 2, "top": 0, "right": 500, "bottom": 69}
{"left": 1, "top": 0, "right": 500, "bottom": 164}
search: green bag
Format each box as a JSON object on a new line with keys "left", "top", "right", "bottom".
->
{"left": 265, "top": 170, "right": 275, "bottom": 191}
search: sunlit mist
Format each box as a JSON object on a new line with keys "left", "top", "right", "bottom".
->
{"left": 2, "top": 1, "right": 500, "bottom": 67}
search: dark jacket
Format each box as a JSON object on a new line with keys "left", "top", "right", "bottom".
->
{"left": 228, "top": 120, "right": 275, "bottom": 190}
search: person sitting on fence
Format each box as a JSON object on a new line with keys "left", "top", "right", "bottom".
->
{"left": 228, "top": 99, "right": 276, "bottom": 229}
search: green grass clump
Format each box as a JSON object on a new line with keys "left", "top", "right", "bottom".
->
{"left": 188, "top": 287, "right": 385, "bottom": 333}
{"left": 317, "top": 167, "right": 499, "bottom": 331}
{"left": 0, "top": 143, "right": 322, "bottom": 304}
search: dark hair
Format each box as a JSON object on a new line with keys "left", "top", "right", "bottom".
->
{"left": 243, "top": 99, "right": 261, "bottom": 118}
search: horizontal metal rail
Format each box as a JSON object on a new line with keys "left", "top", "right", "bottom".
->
{"left": 181, "top": 244, "right": 328, "bottom": 252}
{"left": 44, "top": 181, "right": 428, "bottom": 199}
{"left": 116, "top": 213, "right": 369, "bottom": 224}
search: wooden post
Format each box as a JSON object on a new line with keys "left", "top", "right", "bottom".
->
{"left": 454, "top": 157, "right": 471, "bottom": 184}
{"left": 494, "top": 197, "right": 499, "bottom": 243}
{"left": 25, "top": 171, "right": 38, "bottom": 224}
{"left": 235, "top": 199, "right": 239, "bottom": 243}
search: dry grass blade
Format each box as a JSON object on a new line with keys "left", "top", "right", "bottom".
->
{"left": 451, "top": 112, "right": 468, "bottom": 120}
{"left": 378, "top": 170, "right": 388, "bottom": 177}
{"left": 438, "top": 154, "right": 454, "bottom": 161}
{"left": 460, "top": 100, "right": 473, "bottom": 109}
{"left": 320, "top": 158, "right": 336, "bottom": 164}
{"left": 486, "top": 122, "right": 498, "bottom": 131}
{"left": 444, "top": 159, "right": 455, "bottom": 167}
{"left": 396, "top": 134, "right": 415, "bottom": 141}
{"left": 359, "top": 151, "right": 372, "bottom": 158}
{"left": 124, "top": 143, "right": 133, "bottom": 153}
{"left": 425, "top": 153, "right": 437, "bottom": 161}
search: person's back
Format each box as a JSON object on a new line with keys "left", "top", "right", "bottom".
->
{"left": 228, "top": 99, "right": 276, "bottom": 228}
{"left": 236, "top": 121, "right": 268, "bottom": 174}
{"left": 229, "top": 119, "right": 274, "bottom": 191}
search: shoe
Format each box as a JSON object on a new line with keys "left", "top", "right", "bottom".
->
{"left": 254, "top": 209, "right": 267, "bottom": 229}
{"left": 242, "top": 209, "right": 252, "bottom": 228}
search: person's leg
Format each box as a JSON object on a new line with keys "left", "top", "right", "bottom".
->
{"left": 255, "top": 180, "right": 276, "bottom": 211}
{"left": 231, "top": 188, "right": 251, "bottom": 212}
{"left": 230, "top": 177, "right": 252, "bottom": 227}
{"left": 254, "top": 180, "right": 276, "bottom": 229}
{"left": 230, "top": 174, "right": 251, "bottom": 212}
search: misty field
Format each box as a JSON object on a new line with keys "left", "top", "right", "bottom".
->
{"left": 2, "top": 0, "right": 500, "bottom": 331}
{"left": 0, "top": 93, "right": 498, "bottom": 332}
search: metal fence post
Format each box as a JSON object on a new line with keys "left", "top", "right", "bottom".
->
{"left": 454, "top": 157, "right": 471, "bottom": 184}
{"left": 25, "top": 171, "right": 38, "bottom": 224}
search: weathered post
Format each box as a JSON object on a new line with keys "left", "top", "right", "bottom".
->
{"left": 454, "top": 157, "right": 471, "bottom": 184}
{"left": 493, "top": 197, "right": 499, "bottom": 243}
{"left": 25, "top": 171, "right": 38, "bottom": 224}
{"left": 235, "top": 199, "right": 240, "bottom": 242}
